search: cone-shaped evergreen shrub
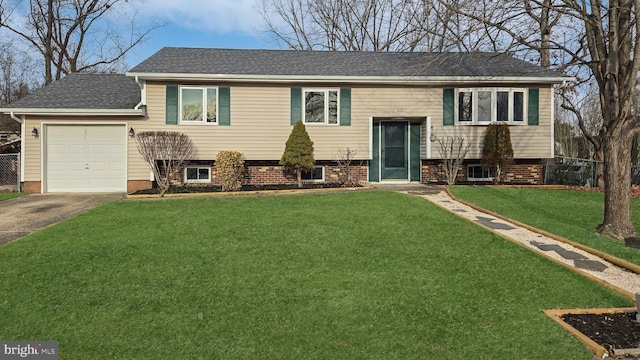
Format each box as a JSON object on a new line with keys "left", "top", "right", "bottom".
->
{"left": 481, "top": 123, "right": 514, "bottom": 183}
{"left": 280, "top": 120, "right": 315, "bottom": 187}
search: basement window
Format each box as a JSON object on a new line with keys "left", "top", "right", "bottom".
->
{"left": 184, "top": 166, "right": 211, "bottom": 183}
{"left": 467, "top": 165, "right": 493, "bottom": 181}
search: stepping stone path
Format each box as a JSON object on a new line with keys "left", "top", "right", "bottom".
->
{"left": 403, "top": 188, "right": 640, "bottom": 296}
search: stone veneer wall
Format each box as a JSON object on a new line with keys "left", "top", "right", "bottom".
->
{"left": 421, "top": 159, "right": 545, "bottom": 185}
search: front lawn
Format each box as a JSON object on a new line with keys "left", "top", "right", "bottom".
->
{"left": 0, "top": 191, "right": 631, "bottom": 359}
{"left": 0, "top": 192, "right": 24, "bottom": 202}
{"left": 449, "top": 186, "right": 640, "bottom": 266}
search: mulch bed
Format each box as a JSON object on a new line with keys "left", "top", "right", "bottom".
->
{"left": 131, "top": 183, "right": 358, "bottom": 195}
{"left": 567, "top": 185, "right": 640, "bottom": 198}
{"left": 561, "top": 311, "right": 640, "bottom": 358}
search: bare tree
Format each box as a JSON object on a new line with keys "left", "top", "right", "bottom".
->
{"left": 0, "top": 42, "right": 36, "bottom": 134}
{"left": 441, "top": 0, "right": 640, "bottom": 240}
{"left": 259, "top": 0, "right": 491, "bottom": 52}
{"left": 334, "top": 147, "right": 359, "bottom": 186}
{"left": 0, "top": 0, "right": 160, "bottom": 85}
{"left": 135, "top": 131, "right": 195, "bottom": 197}
{"left": 437, "top": 137, "right": 471, "bottom": 185}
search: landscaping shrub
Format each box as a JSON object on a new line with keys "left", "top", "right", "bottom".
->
{"left": 280, "top": 120, "right": 314, "bottom": 187}
{"left": 481, "top": 123, "right": 514, "bottom": 183}
{"left": 216, "top": 150, "right": 245, "bottom": 191}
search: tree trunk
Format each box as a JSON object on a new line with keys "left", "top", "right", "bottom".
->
{"left": 596, "top": 129, "right": 636, "bottom": 240}
{"left": 297, "top": 169, "right": 302, "bottom": 188}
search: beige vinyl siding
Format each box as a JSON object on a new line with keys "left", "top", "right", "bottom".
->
{"left": 22, "top": 83, "right": 554, "bottom": 183}
{"left": 23, "top": 120, "right": 41, "bottom": 182}
{"left": 129, "top": 83, "right": 371, "bottom": 180}
{"left": 431, "top": 86, "right": 554, "bottom": 159}
{"left": 353, "top": 87, "right": 441, "bottom": 119}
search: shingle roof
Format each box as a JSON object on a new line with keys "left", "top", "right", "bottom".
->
{"left": 3, "top": 73, "right": 140, "bottom": 109}
{"left": 128, "top": 47, "right": 564, "bottom": 78}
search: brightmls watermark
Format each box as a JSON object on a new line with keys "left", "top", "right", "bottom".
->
{"left": 1, "top": 342, "right": 58, "bottom": 359}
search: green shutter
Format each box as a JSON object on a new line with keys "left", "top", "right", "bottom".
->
{"left": 369, "top": 122, "right": 380, "bottom": 182}
{"left": 290, "top": 88, "right": 302, "bottom": 125}
{"left": 218, "top": 87, "right": 230, "bottom": 126}
{"left": 339, "top": 88, "right": 351, "bottom": 126}
{"left": 528, "top": 88, "right": 539, "bottom": 126}
{"left": 166, "top": 85, "right": 178, "bottom": 125}
{"left": 443, "top": 88, "right": 454, "bottom": 126}
{"left": 410, "top": 123, "right": 421, "bottom": 182}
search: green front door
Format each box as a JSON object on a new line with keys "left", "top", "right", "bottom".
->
{"left": 381, "top": 122, "right": 408, "bottom": 180}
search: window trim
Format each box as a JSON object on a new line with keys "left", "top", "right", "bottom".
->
{"left": 303, "top": 88, "right": 340, "bottom": 125}
{"left": 184, "top": 166, "right": 211, "bottom": 184}
{"left": 301, "top": 166, "right": 325, "bottom": 182}
{"left": 467, "top": 164, "right": 493, "bottom": 181}
{"left": 455, "top": 88, "right": 528, "bottom": 125}
{"left": 179, "top": 86, "right": 218, "bottom": 125}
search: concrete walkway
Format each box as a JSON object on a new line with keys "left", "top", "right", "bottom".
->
{"left": 0, "top": 193, "right": 122, "bottom": 245}
{"left": 381, "top": 184, "right": 640, "bottom": 298}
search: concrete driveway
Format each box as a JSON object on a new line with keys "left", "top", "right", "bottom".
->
{"left": 0, "top": 193, "right": 122, "bottom": 245}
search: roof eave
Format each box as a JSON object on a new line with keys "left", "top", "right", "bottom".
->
{"left": 126, "top": 72, "right": 572, "bottom": 85}
{"left": 0, "top": 108, "right": 145, "bottom": 116}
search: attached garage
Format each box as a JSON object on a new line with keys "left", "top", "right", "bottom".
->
{"left": 45, "top": 125, "right": 127, "bottom": 192}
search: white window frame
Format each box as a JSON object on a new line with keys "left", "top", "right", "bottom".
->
{"left": 467, "top": 164, "right": 493, "bottom": 181}
{"left": 303, "top": 89, "right": 339, "bottom": 125}
{"left": 301, "top": 166, "right": 325, "bottom": 182}
{"left": 455, "top": 88, "right": 527, "bottom": 125}
{"left": 179, "top": 86, "right": 218, "bottom": 125}
{"left": 184, "top": 166, "right": 211, "bottom": 184}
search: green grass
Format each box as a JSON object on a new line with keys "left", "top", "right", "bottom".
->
{"left": 0, "top": 191, "right": 631, "bottom": 359}
{"left": 0, "top": 192, "right": 24, "bottom": 201}
{"left": 449, "top": 186, "right": 640, "bottom": 266}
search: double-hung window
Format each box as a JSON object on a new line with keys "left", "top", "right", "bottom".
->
{"left": 456, "top": 88, "right": 526, "bottom": 124}
{"left": 180, "top": 86, "right": 218, "bottom": 124}
{"left": 304, "top": 89, "right": 338, "bottom": 125}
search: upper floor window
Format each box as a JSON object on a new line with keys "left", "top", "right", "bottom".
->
{"left": 304, "top": 89, "right": 338, "bottom": 125}
{"left": 457, "top": 88, "right": 526, "bottom": 125}
{"left": 180, "top": 86, "right": 217, "bottom": 124}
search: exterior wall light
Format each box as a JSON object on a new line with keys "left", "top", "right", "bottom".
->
{"left": 129, "top": 127, "right": 135, "bottom": 137}
{"left": 31, "top": 127, "right": 39, "bottom": 137}
{"left": 429, "top": 126, "right": 437, "bottom": 142}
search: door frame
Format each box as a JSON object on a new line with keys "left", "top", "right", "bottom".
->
{"left": 369, "top": 118, "right": 422, "bottom": 183}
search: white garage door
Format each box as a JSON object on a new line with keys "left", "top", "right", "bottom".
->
{"left": 46, "top": 125, "right": 127, "bottom": 192}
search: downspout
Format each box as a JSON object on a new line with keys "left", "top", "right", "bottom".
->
{"left": 10, "top": 112, "right": 25, "bottom": 192}
{"left": 133, "top": 76, "right": 146, "bottom": 112}
{"left": 9, "top": 111, "right": 22, "bottom": 124}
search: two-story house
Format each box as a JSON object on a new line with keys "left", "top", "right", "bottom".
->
{"left": 0, "top": 48, "right": 568, "bottom": 193}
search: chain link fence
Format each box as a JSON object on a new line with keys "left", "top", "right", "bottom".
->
{"left": 0, "top": 153, "right": 20, "bottom": 191}
{"left": 544, "top": 156, "right": 640, "bottom": 187}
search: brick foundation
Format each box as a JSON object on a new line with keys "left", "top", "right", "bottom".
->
{"left": 127, "top": 180, "right": 153, "bottom": 193}
{"left": 22, "top": 181, "right": 41, "bottom": 193}
{"left": 421, "top": 159, "right": 544, "bottom": 185}
{"left": 166, "top": 160, "right": 369, "bottom": 188}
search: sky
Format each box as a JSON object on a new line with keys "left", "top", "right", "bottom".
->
{"left": 126, "top": 0, "right": 279, "bottom": 67}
